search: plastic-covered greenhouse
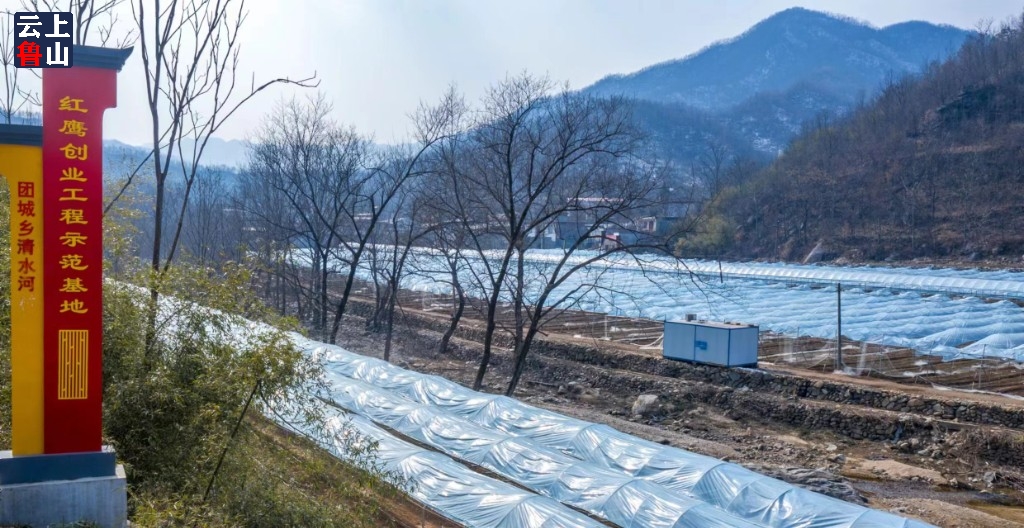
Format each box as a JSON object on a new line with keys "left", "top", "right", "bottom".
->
{"left": 519, "top": 252, "right": 1024, "bottom": 299}
{"left": 377, "top": 250, "right": 1024, "bottom": 360}
{"left": 288, "top": 334, "right": 936, "bottom": 528}
{"left": 312, "top": 407, "right": 604, "bottom": 528}
{"left": 322, "top": 372, "right": 762, "bottom": 528}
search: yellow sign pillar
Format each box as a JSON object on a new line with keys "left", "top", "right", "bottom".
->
{"left": 0, "top": 126, "right": 45, "bottom": 456}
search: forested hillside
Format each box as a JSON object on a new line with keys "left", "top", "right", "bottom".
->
{"left": 692, "top": 14, "right": 1024, "bottom": 263}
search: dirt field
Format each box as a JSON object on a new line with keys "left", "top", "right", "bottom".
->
{"left": 329, "top": 294, "right": 1024, "bottom": 528}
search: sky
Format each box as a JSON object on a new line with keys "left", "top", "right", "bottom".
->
{"left": 14, "top": 0, "right": 1024, "bottom": 146}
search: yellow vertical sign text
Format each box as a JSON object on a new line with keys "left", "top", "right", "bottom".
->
{"left": 0, "top": 143, "right": 45, "bottom": 455}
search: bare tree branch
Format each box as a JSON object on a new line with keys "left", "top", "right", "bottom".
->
{"left": 132, "top": 0, "right": 317, "bottom": 352}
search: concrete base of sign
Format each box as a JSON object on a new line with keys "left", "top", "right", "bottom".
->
{"left": 0, "top": 455, "right": 127, "bottom": 528}
{"left": 0, "top": 447, "right": 117, "bottom": 484}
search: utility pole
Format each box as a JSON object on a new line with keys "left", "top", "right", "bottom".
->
{"left": 836, "top": 282, "right": 843, "bottom": 370}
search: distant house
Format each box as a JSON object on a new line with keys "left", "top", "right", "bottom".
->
{"left": 636, "top": 216, "right": 680, "bottom": 236}
{"left": 598, "top": 229, "right": 643, "bottom": 251}
{"left": 525, "top": 213, "right": 682, "bottom": 251}
{"left": 527, "top": 215, "right": 601, "bottom": 249}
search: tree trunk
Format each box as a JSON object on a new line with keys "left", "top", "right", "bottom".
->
{"left": 150, "top": 176, "right": 165, "bottom": 266}
{"left": 473, "top": 247, "right": 516, "bottom": 391}
{"left": 509, "top": 248, "right": 526, "bottom": 381}
{"left": 275, "top": 272, "right": 284, "bottom": 315}
{"left": 319, "top": 251, "right": 329, "bottom": 340}
{"left": 329, "top": 260, "right": 360, "bottom": 344}
{"left": 438, "top": 279, "right": 465, "bottom": 355}
{"left": 473, "top": 291, "right": 501, "bottom": 391}
{"left": 506, "top": 321, "right": 543, "bottom": 396}
{"left": 383, "top": 284, "right": 398, "bottom": 362}
{"left": 507, "top": 279, "right": 553, "bottom": 396}
{"left": 145, "top": 176, "right": 166, "bottom": 355}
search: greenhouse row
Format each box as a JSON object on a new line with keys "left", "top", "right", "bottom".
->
{"left": 303, "top": 405, "right": 604, "bottom": 528}
{"left": 290, "top": 335, "right": 936, "bottom": 528}
{"left": 381, "top": 251, "right": 1024, "bottom": 360}
{"left": 519, "top": 251, "right": 1024, "bottom": 299}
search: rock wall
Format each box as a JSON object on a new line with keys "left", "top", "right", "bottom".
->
{"left": 524, "top": 338, "right": 1024, "bottom": 430}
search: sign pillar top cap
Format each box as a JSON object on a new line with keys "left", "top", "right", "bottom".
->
{"left": 72, "top": 46, "right": 133, "bottom": 71}
{"left": 0, "top": 125, "right": 43, "bottom": 147}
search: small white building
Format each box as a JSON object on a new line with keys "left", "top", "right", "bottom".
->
{"left": 663, "top": 320, "right": 759, "bottom": 367}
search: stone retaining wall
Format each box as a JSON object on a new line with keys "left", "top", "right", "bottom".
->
{"left": 533, "top": 340, "right": 1024, "bottom": 430}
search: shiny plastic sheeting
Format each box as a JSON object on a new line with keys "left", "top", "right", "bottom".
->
{"left": 304, "top": 338, "right": 935, "bottom": 528}
{"left": 518, "top": 252, "right": 1024, "bottom": 299}
{"left": 281, "top": 401, "right": 603, "bottom": 528}
{"left": 377, "top": 249, "right": 1024, "bottom": 360}
{"left": 323, "top": 370, "right": 762, "bottom": 528}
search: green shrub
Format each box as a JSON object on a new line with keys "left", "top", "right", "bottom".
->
{"left": 0, "top": 180, "right": 405, "bottom": 525}
{"left": 98, "top": 263, "right": 402, "bottom": 526}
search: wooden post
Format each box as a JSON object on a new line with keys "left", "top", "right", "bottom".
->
{"left": 836, "top": 282, "right": 843, "bottom": 370}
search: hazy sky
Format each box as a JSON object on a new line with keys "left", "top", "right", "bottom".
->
{"left": 41, "top": 0, "right": 1024, "bottom": 145}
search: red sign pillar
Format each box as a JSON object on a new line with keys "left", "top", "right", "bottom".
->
{"left": 41, "top": 46, "right": 129, "bottom": 454}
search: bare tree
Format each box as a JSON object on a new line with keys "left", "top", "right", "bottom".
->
{"left": 178, "top": 165, "right": 240, "bottom": 265}
{"left": 694, "top": 140, "right": 731, "bottom": 199}
{"left": 433, "top": 73, "right": 678, "bottom": 393}
{"left": 415, "top": 218, "right": 470, "bottom": 356}
{"left": 131, "top": 0, "right": 316, "bottom": 350}
{"left": 234, "top": 163, "right": 308, "bottom": 319}
{"left": 364, "top": 176, "right": 436, "bottom": 361}
{"left": 240, "top": 90, "right": 456, "bottom": 345}
{"left": 243, "top": 95, "right": 366, "bottom": 340}
{"left": 324, "top": 88, "right": 461, "bottom": 344}
{"left": 502, "top": 180, "right": 683, "bottom": 396}
{"left": 23, "top": 0, "right": 134, "bottom": 46}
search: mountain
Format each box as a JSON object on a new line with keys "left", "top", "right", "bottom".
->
{"left": 4, "top": 111, "right": 248, "bottom": 168}
{"left": 692, "top": 13, "right": 1024, "bottom": 262}
{"left": 103, "top": 137, "right": 250, "bottom": 169}
{"left": 584, "top": 8, "right": 972, "bottom": 160}
{"left": 588, "top": 8, "right": 969, "bottom": 110}
{"left": 181, "top": 137, "right": 250, "bottom": 168}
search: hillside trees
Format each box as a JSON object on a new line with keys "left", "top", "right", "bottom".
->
{"left": 175, "top": 165, "right": 243, "bottom": 266}
{"left": 239, "top": 89, "right": 459, "bottom": 343}
{"left": 243, "top": 95, "right": 368, "bottom": 340}
{"left": 709, "top": 12, "right": 1024, "bottom": 261}
{"left": 241, "top": 74, "right": 692, "bottom": 395}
